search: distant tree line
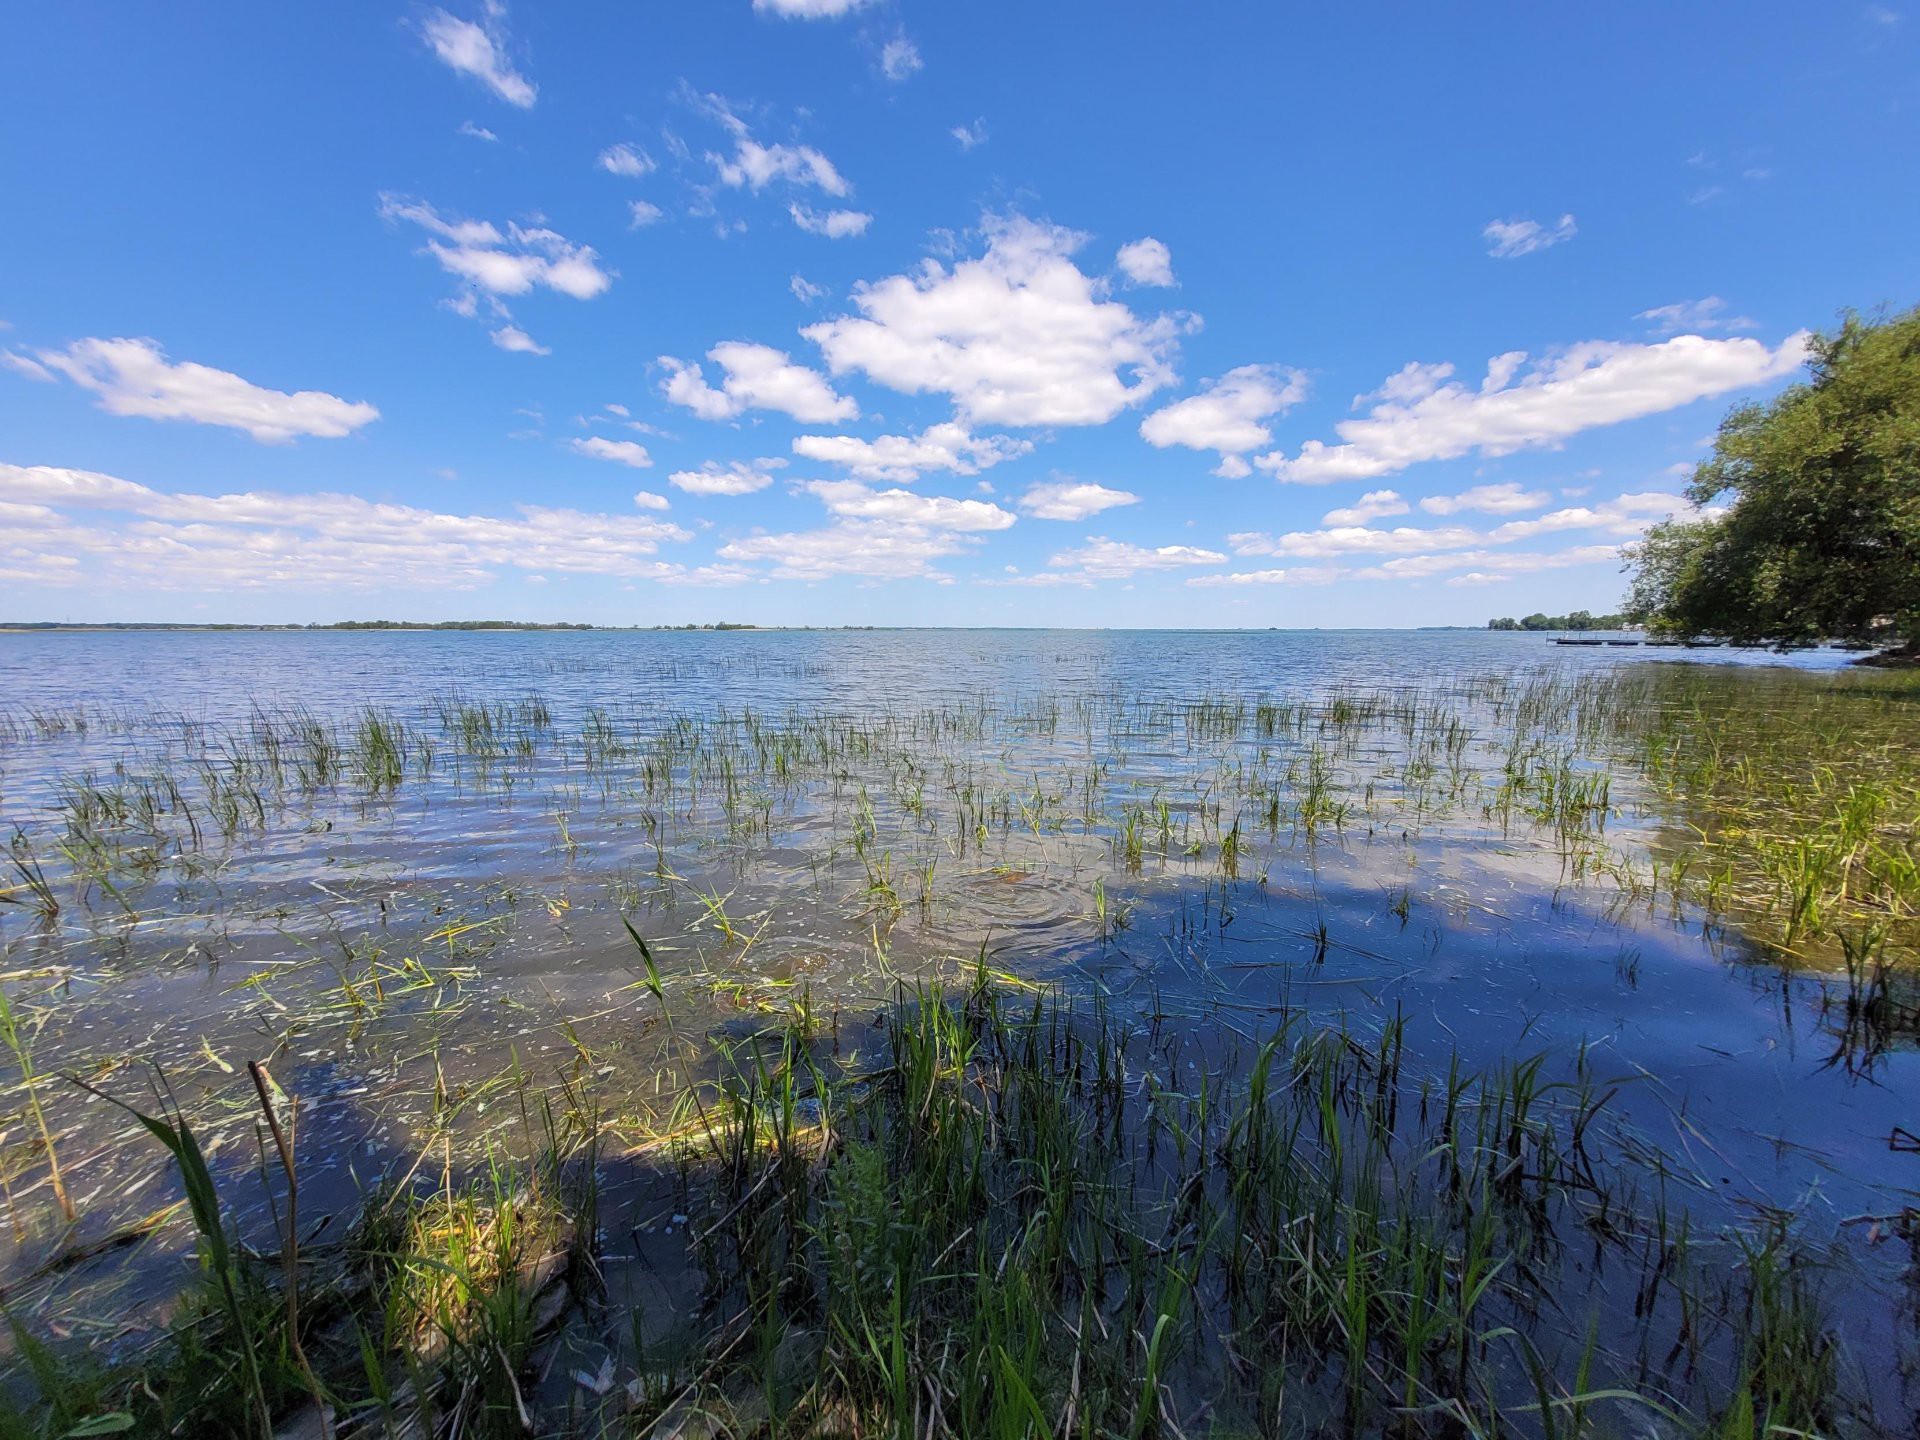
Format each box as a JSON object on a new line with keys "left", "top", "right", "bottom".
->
{"left": 323, "top": 621, "right": 760, "bottom": 631}
{"left": 1487, "top": 611, "right": 1626, "bottom": 632}
{"left": 324, "top": 620, "right": 599, "bottom": 631}
{"left": 1, "top": 620, "right": 764, "bottom": 632}
{"left": 1623, "top": 306, "right": 1918, "bottom": 658}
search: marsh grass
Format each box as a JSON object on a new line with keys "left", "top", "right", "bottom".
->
{"left": 0, "top": 662, "right": 1916, "bottom": 1433}
{"left": 0, "top": 990, "right": 70, "bottom": 1228}
{"left": 636, "top": 976, "right": 1859, "bottom": 1438}
{"left": 0, "top": 969, "right": 1885, "bottom": 1438}
{"left": 0, "top": 834, "right": 57, "bottom": 923}
{"left": 0, "top": 1060, "right": 603, "bottom": 1440}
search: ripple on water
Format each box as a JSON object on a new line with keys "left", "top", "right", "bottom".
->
{"left": 948, "top": 866, "right": 1084, "bottom": 934}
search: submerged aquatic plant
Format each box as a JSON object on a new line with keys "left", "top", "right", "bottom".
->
{"left": 0, "top": 656, "right": 1914, "bottom": 1434}
{"left": 0, "top": 988, "right": 72, "bottom": 1225}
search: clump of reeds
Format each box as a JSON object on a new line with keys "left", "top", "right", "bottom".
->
{"left": 636, "top": 974, "right": 1857, "bottom": 1439}
{"left": 0, "top": 1060, "right": 601, "bottom": 1440}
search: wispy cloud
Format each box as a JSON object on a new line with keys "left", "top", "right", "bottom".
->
{"left": 379, "top": 195, "right": 613, "bottom": 348}
{"left": 418, "top": 4, "right": 536, "bottom": 108}
{"left": 1483, "top": 213, "right": 1577, "bottom": 258}
{"left": 753, "top": 0, "right": 873, "bottom": 17}
{"left": 697, "top": 91, "right": 853, "bottom": 197}
{"left": 598, "top": 142, "right": 656, "bottom": 178}
{"left": 1635, "top": 297, "right": 1757, "bottom": 334}
{"left": 789, "top": 203, "right": 872, "bottom": 238}
{"left": 718, "top": 522, "right": 973, "bottom": 582}
{"left": 1188, "top": 567, "right": 1341, "bottom": 588}
{"left": 880, "top": 36, "right": 923, "bottom": 81}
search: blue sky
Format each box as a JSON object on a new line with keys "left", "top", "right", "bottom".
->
{"left": 1, "top": 2, "right": 1913, "bottom": 626}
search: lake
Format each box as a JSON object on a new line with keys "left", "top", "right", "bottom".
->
{"left": 0, "top": 628, "right": 1913, "bottom": 1434}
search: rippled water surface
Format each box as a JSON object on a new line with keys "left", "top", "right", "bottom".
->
{"left": 0, "top": 627, "right": 1915, "bottom": 1423}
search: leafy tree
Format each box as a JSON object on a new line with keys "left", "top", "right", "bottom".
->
{"left": 1624, "top": 306, "right": 1920, "bottom": 653}
{"left": 1488, "top": 612, "right": 1624, "bottom": 631}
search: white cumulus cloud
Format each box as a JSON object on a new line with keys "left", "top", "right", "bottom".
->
{"left": 1418, "top": 482, "right": 1550, "bottom": 515}
{"left": 1320, "top": 490, "right": 1409, "bottom": 525}
{"left": 1354, "top": 544, "right": 1623, "bottom": 582}
{"left": 1230, "top": 525, "right": 1483, "bottom": 559}
{"left": 0, "top": 463, "right": 693, "bottom": 591}
{"left": 1017, "top": 482, "right": 1140, "bottom": 521}
{"left": 1228, "top": 488, "right": 1688, "bottom": 577}
{"left": 1485, "top": 491, "right": 1684, "bottom": 542}
{"left": 569, "top": 436, "right": 653, "bottom": 468}
{"left": 792, "top": 422, "right": 1029, "bottom": 481}
{"left": 16, "top": 337, "right": 379, "bottom": 444}
{"left": 804, "top": 480, "right": 1016, "bottom": 531}
{"left": 1256, "top": 332, "right": 1808, "bottom": 484}
{"left": 1115, "top": 237, "right": 1175, "bottom": 287}
{"left": 803, "top": 214, "right": 1182, "bottom": 427}
{"left": 1044, "top": 537, "right": 1226, "bottom": 579}
{"left": 658, "top": 341, "right": 857, "bottom": 423}
{"left": 490, "top": 324, "right": 550, "bottom": 355}
{"left": 1140, "top": 364, "right": 1308, "bottom": 476}
{"left": 669, "top": 458, "right": 787, "bottom": 496}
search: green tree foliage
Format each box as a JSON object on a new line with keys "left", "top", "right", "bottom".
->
{"left": 1487, "top": 611, "right": 1624, "bottom": 631}
{"left": 1624, "top": 306, "right": 1920, "bottom": 650}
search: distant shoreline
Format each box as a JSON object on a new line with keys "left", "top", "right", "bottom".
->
{"left": 0, "top": 623, "right": 1519, "bottom": 635}
{"left": 0, "top": 621, "right": 765, "bottom": 634}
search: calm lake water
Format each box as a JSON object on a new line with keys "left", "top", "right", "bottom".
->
{"left": 0, "top": 625, "right": 1865, "bottom": 720}
{"left": 0, "top": 627, "right": 1913, "bottom": 1418}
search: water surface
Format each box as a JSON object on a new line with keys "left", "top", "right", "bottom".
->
{"left": 0, "top": 627, "right": 1913, "bottom": 1416}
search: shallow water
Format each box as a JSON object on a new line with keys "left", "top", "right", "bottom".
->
{"left": 0, "top": 628, "right": 1914, "bottom": 1414}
